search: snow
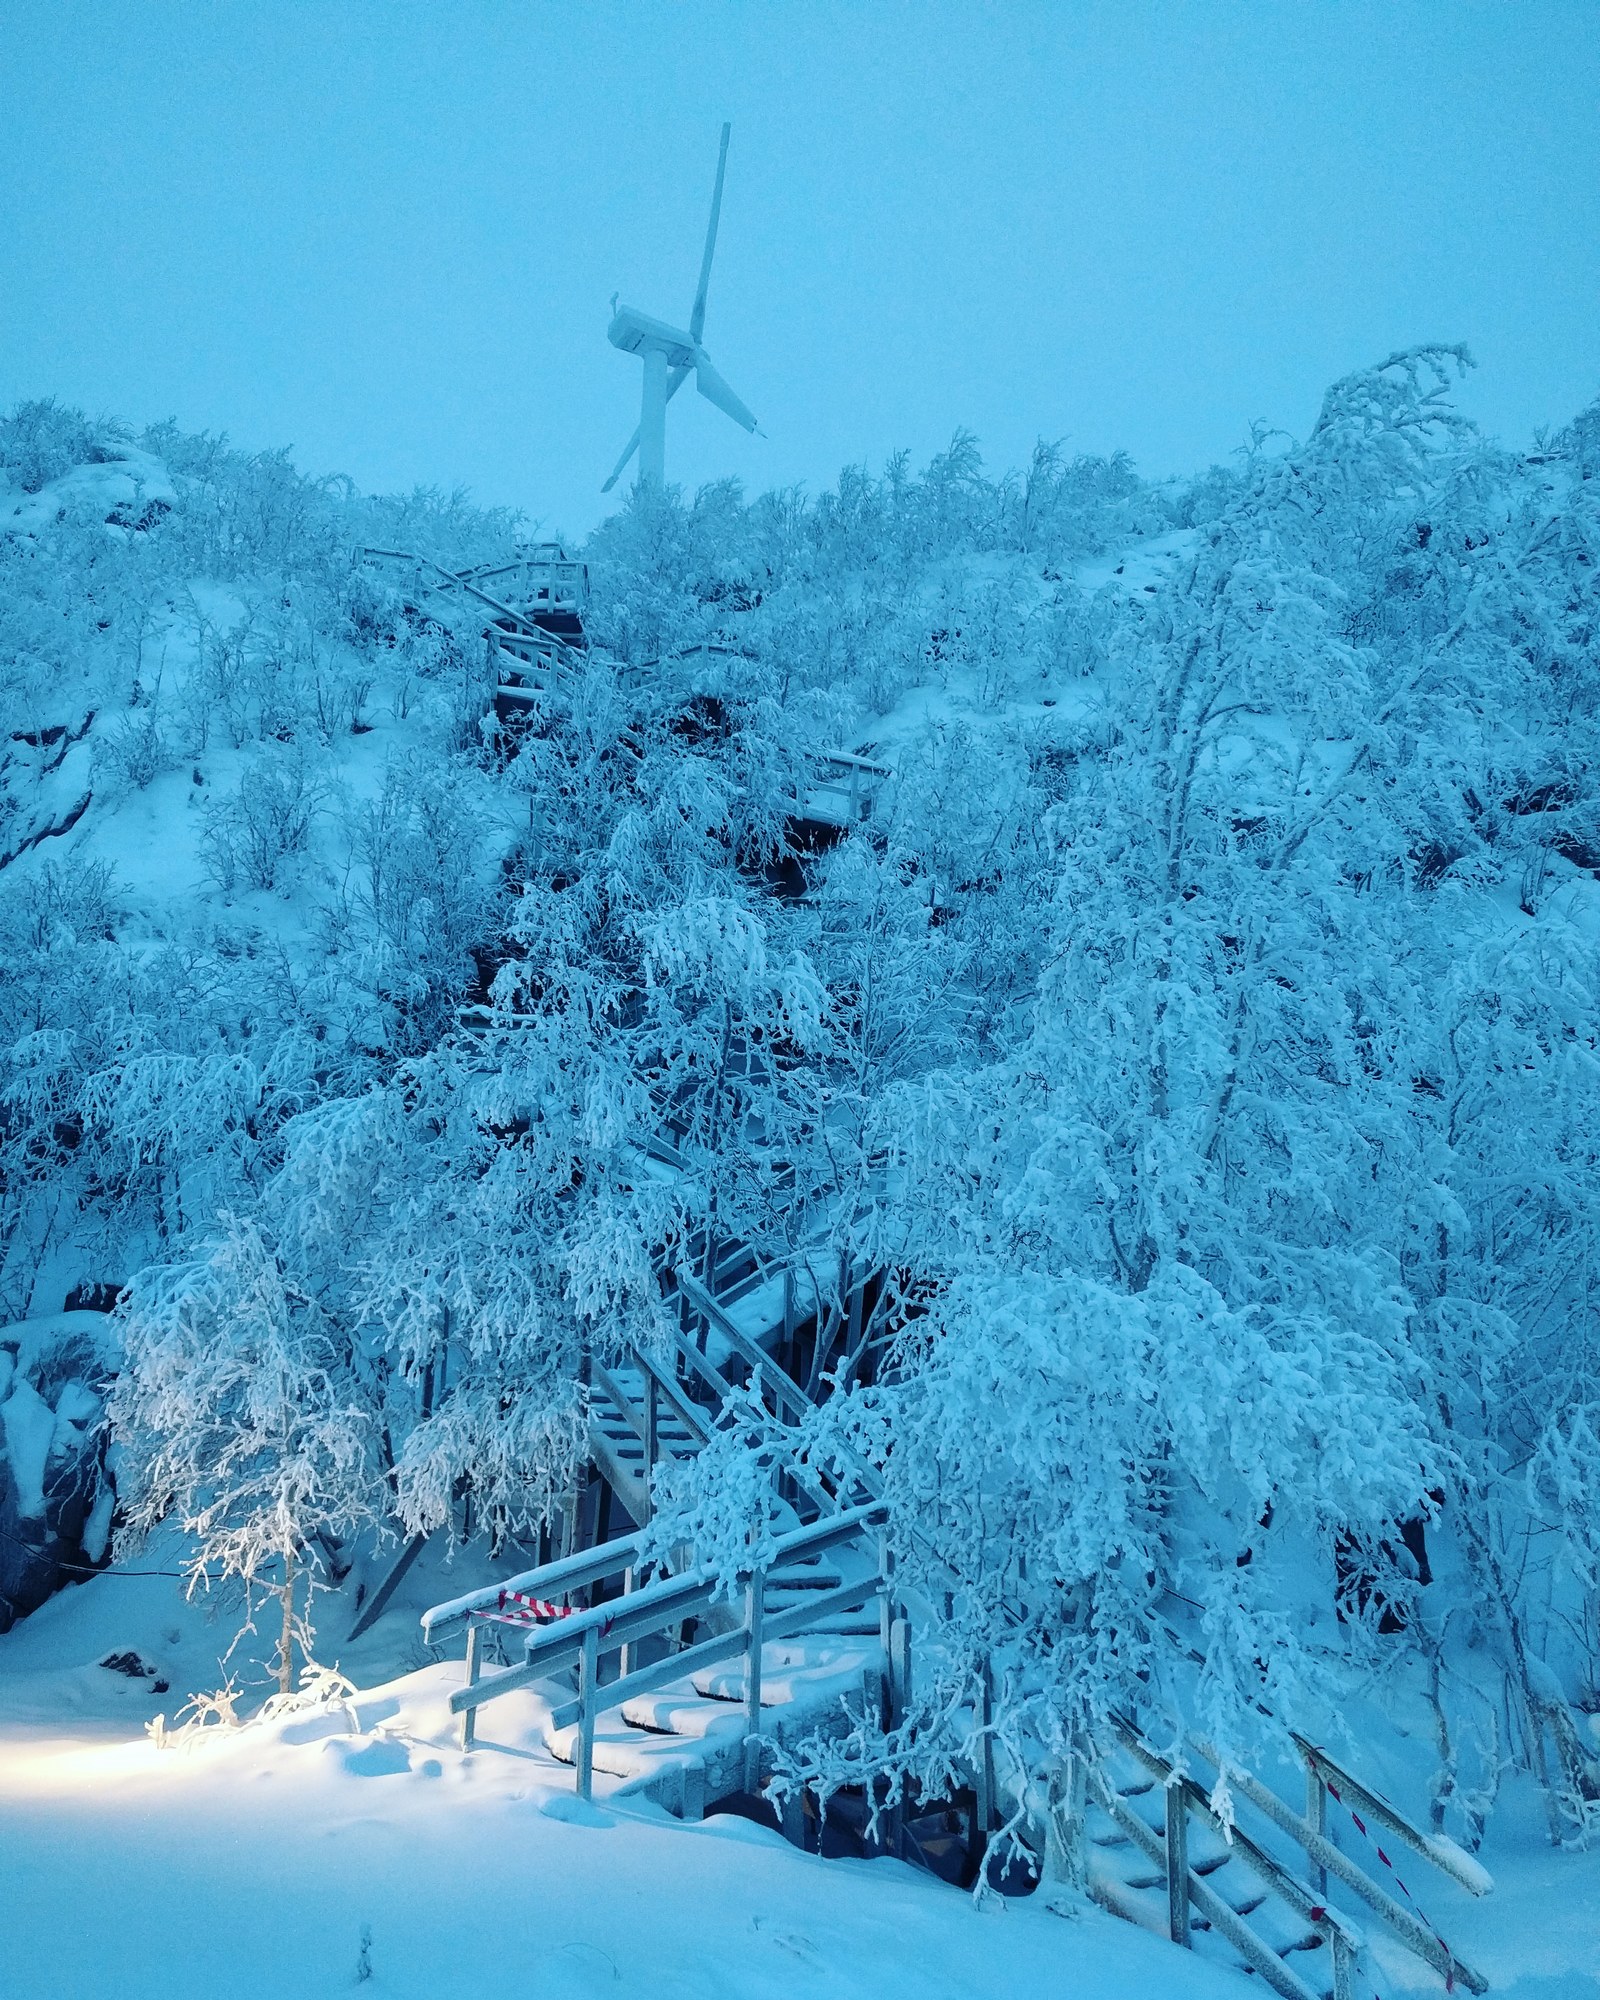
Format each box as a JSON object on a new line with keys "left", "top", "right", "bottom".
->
{"left": 1, "top": 1376, "right": 54, "bottom": 1518}
{"left": 0, "top": 1563, "right": 1262, "bottom": 2000}
{"left": 6, "top": 374, "right": 1600, "bottom": 1997}
{"left": 6, "top": 1560, "right": 1600, "bottom": 1999}
{"left": 1, "top": 447, "right": 178, "bottom": 536}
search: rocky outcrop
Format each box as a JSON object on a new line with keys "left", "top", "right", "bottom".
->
{"left": 0, "top": 1311, "right": 116, "bottom": 1632}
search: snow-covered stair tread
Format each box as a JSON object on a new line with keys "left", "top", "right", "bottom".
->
{"left": 543, "top": 1708, "right": 737, "bottom": 1783}
{"left": 692, "top": 1636, "right": 883, "bottom": 1705}
{"left": 542, "top": 1637, "right": 883, "bottom": 1782}
{"left": 620, "top": 1689, "right": 753, "bottom": 1739}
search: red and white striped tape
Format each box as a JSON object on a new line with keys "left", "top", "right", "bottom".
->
{"left": 471, "top": 1588, "right": 577, "bottom": 1627}
{"left": 1310, "top": 1748, "right": 1461, "bottom": 1996}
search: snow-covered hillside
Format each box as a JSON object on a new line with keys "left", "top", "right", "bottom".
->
{"left": 4, "top": 360, "right": 1600, "bottom": 1997}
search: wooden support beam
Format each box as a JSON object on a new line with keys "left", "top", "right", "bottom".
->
{"left": 348, "top": 1529, "right": 428, "bottom": 1642}
{"left": 577, "top": 1623, "right": 599, "bottom": 1801}
{"left": 1165, "top": 1781, "right": 1190, "bottom": 1946}
{"left": 744, "top": 1570, "right": 765, "bottom": 1791}
{"left": 1291, "top": 1733, "right": 1491, "bottom": 1896}
{"left": 643, "top": 1374, "right": 658, "bottom": 1523}
{"left": 1089, "top": 1772, "right": 1321, "bottom": 2000}
{"left": 1305, "top": 1757, "right": 1328, "bottom": 1898}
{"left": 459, "top": 1623, "right": 481, "bottom": 1753}
{"left": 1190, "top": 1741, "right": 1486, "bottom": 1994}
{"left": 975, "top": 1658, "right": 996, "bottom": 1850}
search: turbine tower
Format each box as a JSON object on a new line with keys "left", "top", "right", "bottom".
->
{"left": 602, "top": 123, "right": 759, "bottom": 494}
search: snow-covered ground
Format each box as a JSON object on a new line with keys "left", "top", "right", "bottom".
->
{"left": 5, "top": 1555, "right": 1600, "bottom": 2000}
{"left": 0, "top": 1557, "right": 1264, "bottom": 2000}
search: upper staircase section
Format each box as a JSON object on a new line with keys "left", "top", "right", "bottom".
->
{"left": 362, "top": 545, "right": 592, "bottom": 711}
{"left": 359, "top": 547, "right": 893, "bottom": 834}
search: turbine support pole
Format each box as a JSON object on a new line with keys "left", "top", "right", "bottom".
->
{"left": 639, "top": 346, "right": 668, "bottom": 490}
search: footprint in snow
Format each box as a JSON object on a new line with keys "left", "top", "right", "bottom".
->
{"left": 326, "top": 1736, "right": 412, "bottom": 1778}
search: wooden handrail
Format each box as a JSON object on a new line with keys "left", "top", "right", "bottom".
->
{"left": 674, "top": 1269, "right": 812, "bottom": 1420}
{"left": 362, "top": 546, "right": 586, "bottom": 662}
{"left": 543, "top": 1572, "right": 880, "bottom": 1735}
{"left": 1292, "top": 1734, "right": 1493, "bottom": 1898}
{"left": 1189, "top": 1737, "right": 1488, "bottom": 1995}
{"left": 1109, "top": 1719, "right": 1364, "bottom": 1956}
{"left": 604, "top": 1346, "right": 711, "bottom": 1449}
{"left": 1087, "top": 1767, "right": 1326, "bottom": 2000}
{"left": 421, "top": 1532, "right": 645, "bottom": 1643}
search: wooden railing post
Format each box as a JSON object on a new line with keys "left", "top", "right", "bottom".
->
{"left": 459, "top": 1622, "right": 481, "bottom": 1752}
{"left": 1330, "top": 1931, "right": 1355, "bottom": 2000}
{"left": 1304, "top": 1752, "right": 1328, "bottom": 1897}
{"left": 643, "top": 1373, "right": 658, "bottom": 1523}
{"left": 1043, "top": 1752, "right": 1089, "bottom": 1894}
{"left": 888, "top": 1616, "right": 911, "bottom": 1731}
{"left": 621, "top": 1563, "right": 638, "bottom": 1679}
{"left": 877, "top": 1529, "right": 895, "bottom": 1724}
{"left": 1165, "top": 1779, "right": 1191, "bottom": 1946}
{"left": 577, "top": 1623, "right": 599, "bottom": 1800}
{"left": 743, "top": 1568, "right": 766, "bottom": 1790}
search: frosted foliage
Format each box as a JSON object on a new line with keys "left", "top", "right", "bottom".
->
{"left": 3, "top": 368, "right": 1600, "bottom": 1835}
{"left": 108, "top": 1216, "right": 374, "bottom": 1590}
{"left": 644, "top": 352, "right": 1600, "bottom": 1832}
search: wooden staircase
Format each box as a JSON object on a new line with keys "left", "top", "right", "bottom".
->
{"left": 360, "top": 546, "right": 891, "bottom": 833}
{"left": 398, "top": 540, "right": 1494, "bottom": 1994}
{"left": 423, "top": 1238, "right": 1493, "bottom": 1997}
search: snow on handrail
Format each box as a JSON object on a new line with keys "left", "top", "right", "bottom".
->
{"left": 1292, "top": 1732, "right": 1495, "bottom": 1897}
{"left": 421, "top": 1531, "right": 646, "bottom": 1644}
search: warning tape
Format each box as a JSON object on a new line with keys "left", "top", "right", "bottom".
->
{"left": 468, "top": 1589, "right": 618, "bottom": 1642}
{"left": 1311, "top": 1749, "right": 1462, "bottom": 1995}
{"left": 470, "top": 1588, "right": 577, "bottom": 1627}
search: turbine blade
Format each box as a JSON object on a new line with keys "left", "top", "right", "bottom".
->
{"left": 689, "top": 122, "right": 731, "bottom": 346}
{"left": 601, "top": 427, "right": 641, "bottom": 493}
{"left": 694, "top": 352, "right": 758, "bottom": 433}
{"left": 601, "top": 368, "right": 691, "bottom": 491}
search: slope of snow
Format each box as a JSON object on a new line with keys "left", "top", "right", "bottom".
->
{"left": 6, "top": 1551, "right": 1600, "bottom": 2000}
{"left": 0, "top": 1562, "right": 1262, "bottom": 2000}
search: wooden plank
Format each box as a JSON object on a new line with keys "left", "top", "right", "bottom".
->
{"left": 675, "top": 1270, "right": 812, "bottom": 1419}
{"left": 547, "top": 1624, "right": 753, "bottom": 1733}
{"left": 588, "top": 1419, "right": 647, "bottom": 1522}
{"left": 744, "top": 1571, "right": 765, "bottom": 1790}
{"left": 1089, "top": 1771, "right": 1321, "bottom": 2000}
{"left": 348, "top": 1530, "right": 428, "bottom": 1642}
{"left": 975, "top": 1658, "right": 995, "bottom": 1843}
{"left": 1165, "top": 1783, "right": 1190, "bottom": 1946}
{"left": 632, "top": 1344, "right": 712, "bottom": 1444}
{"left": 447, "top": 1651, "right": 555, "bottom": 1715}
{"left": 544, "top": 1574, "right": 881, "bottom": 1732}
{"left": 423, "top": 1531, "right": 644, "bottom": 1643}
{"left": 1291, "top": 1734, "right": 1493, "bottom": 1896}
{"left": 1112, "top": 1723, "right": 1362, "bottom": 1953}
{"left": 577, "top": 1624, "right": 598, "bottom": 1800}
{"left": 459, "top": 1623, "right": 481, "bottom": 1752}
{"left": 1186, "top": 1870, "right": 1323, "bottom": 2000}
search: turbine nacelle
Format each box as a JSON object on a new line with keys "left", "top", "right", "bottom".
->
{"left": 602, "top": 124, "right": 759, "bottom": 494}
{"left": 607, "top": 306, "right": 697, "bottom": 370}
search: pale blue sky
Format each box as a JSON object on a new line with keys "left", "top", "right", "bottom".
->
{"left": 2, "top": 2, "right": 1597, "bottom": 538}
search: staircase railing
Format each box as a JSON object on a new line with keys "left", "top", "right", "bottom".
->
{"left": 1093, "top": 1714, "right": 1490, "bottom": 2000}
{"left": 435, "top": 1500, "right": 886, "bottom": 1796}
{"left": 361, "top": 548, "right": 894, "bottom": 828}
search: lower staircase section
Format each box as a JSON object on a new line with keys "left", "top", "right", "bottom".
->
{"left": 546, "top": 1635, "right": 885, "bottom": 1819}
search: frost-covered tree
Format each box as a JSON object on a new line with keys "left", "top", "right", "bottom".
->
{"left": 108, "top": 1216, "right": 375, "bottom": 1688}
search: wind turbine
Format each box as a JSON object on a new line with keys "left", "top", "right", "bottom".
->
{"left": 602, "top": 123, "right": 759, "bottom": 494}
